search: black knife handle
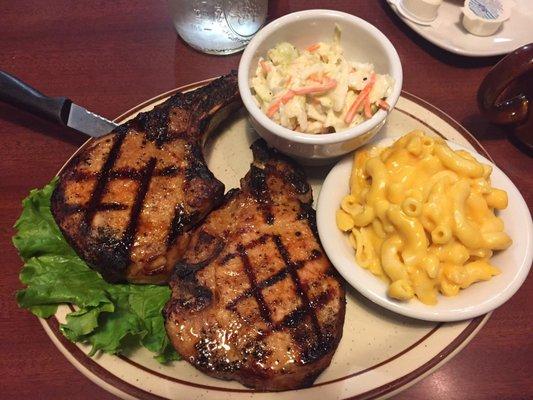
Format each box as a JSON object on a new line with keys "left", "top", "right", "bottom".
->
{"left": 0, "top": 71, "right": 72, "bottom": 125}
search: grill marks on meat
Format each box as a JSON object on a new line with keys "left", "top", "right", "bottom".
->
{"left": 164, "top": 140, "right": 346, "bottom": 391}
{"left": 51, "top": 72, "right": 240, "bottom": 284}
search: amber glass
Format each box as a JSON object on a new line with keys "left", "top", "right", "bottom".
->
{"left": 477, "top": 43, "right": 533, "bottom": 152}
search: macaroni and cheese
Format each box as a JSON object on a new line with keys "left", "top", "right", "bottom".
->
{"left": 336, "top": 130, "right": 512, "bottom": 305}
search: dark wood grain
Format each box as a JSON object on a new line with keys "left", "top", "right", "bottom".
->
{"left": 0, "top": 1, "right": 531, "bottom": 399}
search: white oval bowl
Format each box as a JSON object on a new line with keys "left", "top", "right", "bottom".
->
{"left": 316, "top": 137, "right": 533, "bottom": 321}
{"left": 238, "top": 9, "right": 403, "bottom": 164}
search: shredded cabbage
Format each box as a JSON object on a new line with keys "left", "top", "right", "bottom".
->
{"left": 251, "top": 27, "right": 394, "bottom": 134}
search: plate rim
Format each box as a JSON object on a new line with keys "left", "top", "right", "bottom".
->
{"left": 38, "top": 79, "right": 493, "bottom": 400}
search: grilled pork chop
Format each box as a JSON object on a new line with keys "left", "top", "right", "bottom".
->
{"left": 51, "top": 72, "right": 240, "bottom": 284}
{"left": 164, "top": 140, "right": 346, "bottom": 391}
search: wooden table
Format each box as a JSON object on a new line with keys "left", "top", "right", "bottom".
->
{"left": 1, "top": 1, "right": 531, "bottom": 399}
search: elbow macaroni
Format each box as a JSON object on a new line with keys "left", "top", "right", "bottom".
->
{"left": 337, "top": 130, "right": 512, "bottom": 305}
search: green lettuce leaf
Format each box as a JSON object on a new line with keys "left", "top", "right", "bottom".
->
{"left": 13, "top": 177, "right": 76, "bottom": 260}
{"left": 14, "top": 179, "right": 180, "bottom": 363}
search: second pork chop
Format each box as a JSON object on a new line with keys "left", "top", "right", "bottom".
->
{"left": 164, "top": 140, "right": 346, "bottom": 391}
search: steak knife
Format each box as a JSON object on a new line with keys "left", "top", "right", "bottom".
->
{"left": 0, "top": 70, "right": 117, "bottom": 137}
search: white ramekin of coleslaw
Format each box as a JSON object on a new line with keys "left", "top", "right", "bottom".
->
{"left": 238, "top": 9, "right": 403, "bottom": 164}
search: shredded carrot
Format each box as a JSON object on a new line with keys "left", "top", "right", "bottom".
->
{"left": 284, "top": 76, "right": 292, "bottom": 87}
{"left": 364, "top": 97, "right": 372, "bottom": 119}
{"left": 292, "top": 79, "right": 337, "bottom": 95}
{"left": 344, "top": 73, "right": 376, "bottom": 124}
{"left": 281, "top": 90, "right": 295, "bottom": 103}
{"left": 266, "top": 101, "right": 281, "bottom": 118}
{"left": 378, "top": 99, "right": 390, "bottom": 111}
{"left": 260, "top": 60, "right": 271, "bottom": 73}
{"left": 266, "top": 78, "right": 336, "bottom": 117}
{"left": 266, "top": 90, "right": 295, "bottom": 117}
{"left": 306, "top": 43, "right": 320, "bottom": 52}
{"left": 307, "top": 73, "right": 323, "bottom": 83}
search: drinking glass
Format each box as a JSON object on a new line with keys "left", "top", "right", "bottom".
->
{"left": 168, "top": 0, "right": 268, "bottom": 55}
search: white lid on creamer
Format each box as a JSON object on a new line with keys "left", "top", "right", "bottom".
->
{"left": 462, "top": 0, "right": 513, "bottom": 36}
{"left": 387, "top": 0, "right": 443, "bottom": 25}
{"left": 401, "top": 0, "right": 443, "bottom": 23}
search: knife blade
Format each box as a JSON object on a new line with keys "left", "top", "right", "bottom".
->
{"left": 0, "top": 70, "right": 117, "bottom": 137}
{"left": 66, "top": 103, "right": 117, "bottom": 137}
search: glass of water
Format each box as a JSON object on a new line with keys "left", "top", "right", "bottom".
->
{"left": 168, "top": 0, "right": 268, "bottom": 55}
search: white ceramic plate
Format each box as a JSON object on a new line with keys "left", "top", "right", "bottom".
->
{"left": 387, "top": 0, "right": 533, "bottom": 57}
{"left": 317, "top": 137, "right": 533, "bottom": 322}
{"left": 39, "top": 82, "right": 495, "bottom": 400}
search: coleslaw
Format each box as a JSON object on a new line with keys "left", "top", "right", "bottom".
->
{"left": 251, "top": 27, "right": 395, "bottom": 134}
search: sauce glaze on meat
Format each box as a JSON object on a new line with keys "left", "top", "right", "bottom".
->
{"left": 164, "top": 140, "right": 346, "bottom": 391}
